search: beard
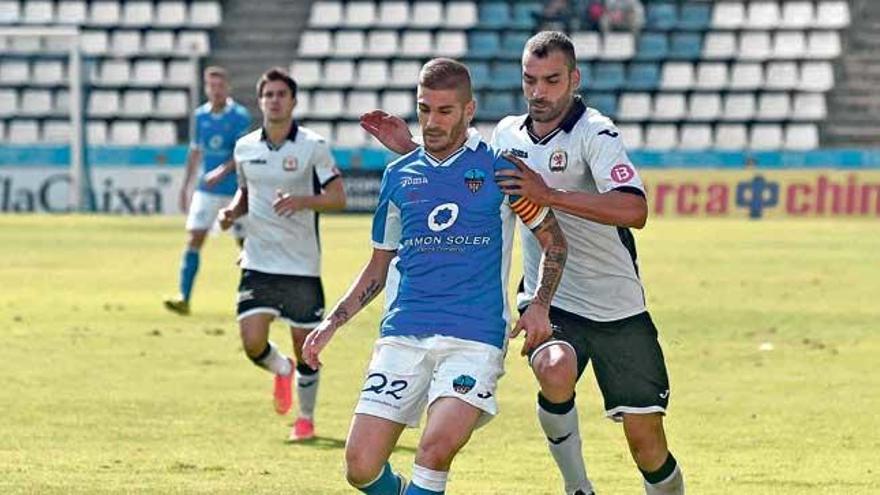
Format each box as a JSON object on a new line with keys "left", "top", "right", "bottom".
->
{"left": 528, "top": 96, "right": 570, "bottom": 123}
{"left": 423, "top": 117, "right": 468, "bottom": 156}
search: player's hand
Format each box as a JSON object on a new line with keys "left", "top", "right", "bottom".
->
{"left": 496, "top": 152, "right": 553, "bottom": 206}
{"left": 509, "top": 304, "right": 552, "bottom": 356}
{"left": 360, "top": 110, "right": 417, "bottom": 155}
{"left": 302, "top": 321, "right": 338, "bottom": 370}
{"left": 179, "top": 188, "right": 191, "bottom": 213}
{"left": 273, "top": 190, "right": 307, "bottom": 217}
{"left": 217, "top": 207, "right": 236, "bottom": 230}
{"left": 203, "top": 165, "right": 226, "bottom": 188}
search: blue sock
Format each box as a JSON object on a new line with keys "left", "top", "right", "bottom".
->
{"left": 404, "top": 482, "right": 443, "bottom": 495}
{"left": 358, "top": 462, "right": 403, "bottom": 495}
{"left": 179, "top": 249, "right": 200, "bottom": 301}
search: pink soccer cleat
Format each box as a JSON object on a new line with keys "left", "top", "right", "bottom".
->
{"left": 288, "top": 417, "right": 315, "bottom": 442}
{"left": 273, "top": 361, "right": 293, "bottom": 415}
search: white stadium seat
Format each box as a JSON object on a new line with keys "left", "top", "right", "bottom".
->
{"left": 729, "top": 63, "right": 763, "bottom": 90}
{"left": 679, "top": 124, "right": 713, "bottom": 150}
{"left": 23, "top": 0, "right": 54, "bottom": 24}
{"left": 334, "top": 31, "right": 365, "bottom": 57}
{"left": 122, "top": 1, "right": 153, "bottom": 26}
{"left": 177, "top": 31, "right": 210, "bottom": 55}
{"left": 110, "top": 30, "right": 141, "bottom": 56}
{"left": 618, "top": 93, "right": 652, "bottom": 121}
{"left": 0, "top": 1, "right": 21, "bottom": 23}
{"left": 712, "top": 1, "right": 744, "bottom": 29}
{"left": 644, "top": 124, "right": 678, "bottom": 150}
{"left": 744, "top": 1, "right": 779, "bottom": 29}
{"left": 660, "top": 62, "right": 694, "bottom": 90}
{"left": 298, "top": 31, "right": 332, "bottom": 57}
{"left": 290, "top": 60, "right": 322, "bottom": 88}
{"left": 57, "top": 1, "right": 87, "bottom": 25}
{"left": 122, "top": 90, "right": 154, "bottom": 116}
{"left": 309, "top": 1, "right": 343, "bottom": 28}
{"left": 156, "top": 90, "right": 188, "bottom": 117}
{"left": 377, "top": 1, "right": 409, "bottom": 27}
{"left": 132, "top": 60, "right": 165, "bottom": 86}
{"left": 294, "top": 90, "right": 311, "bottom": 117}
{"left": 738, "top": 32, "right": 771, "bottom": 61}
{"left": 799, "top": 62, "right": 834, "bottom": 92}
{"left": 0, "top": 60, "right": 30, "bottom": 83}
{"left": 110, "top": 120, "right": 143, "bottom": 144}
{"left": 445, "top": 1, "right": 477, "bottom": 28}
{"left": 88, "top": 90, "right": 120, "bottom": 117}
{"left": 784, "top": 124, "right": 819, "bottom": 150}
{"left": 189, "top": 1, "right": 222, "bottom": 27}
{"left": 43, "top": 120, "right": 71, "bottom": 143}
{"left": 722, "top": 93, "right": 756, "bottom": 121}
{"left": 653, "top": 93, "right": 686, "bottom": 121}
{"left": 367, "top": 31, "right": 399, "bottom": 57}
{"left": 32, "top": 60, "right": 65, "bottom": 85}
{"left": 54, "top": 89, "right": 69, "bottom": 115}
{"left": 815, "top": 1, "right": 850, "bottom": 29}
{"left": 714, "top": 124, "right": 748, "bottom": 149}
{"left": 434, "top": 31, "right": 467, "bottom": 57}
{"left": 335, "top": 122, "right": 367, "bottom": 147}
{"left": 87, "top": 120, "right": 108, "bottom": 144}
{"left": 749, "top": 123, "right": 784, "bottom": 150}
{"left": 356, "top": 60, "right": 389, "bottom": 88}
{"left": 166, "top": 60, "right": 196, "bottom": 85}
{"left": 0, "top": 89, "right": 16, "bottom": 115}
{"left": 694, "top": 62, "right": 728, "bottom": 89}
{"left": 780, "top": 2, "right": 814, "bottom": 29}
{"left": 309, "top": 90, "right": 343, "bottom": 118}
{"left": 89, "top": 1, "right": 120, "bottom": 26}
{"left": 602, "top": 32, "right": 635, "bottom": 61}
{"left": 773, "top": 31, "right": 806, "bottom": 59}
{"left": 99, "top": 60, "right": 130, "bottom": 85}
{"left": 382, "top": 91, "right": 414, "bottom": 118}
{"left": 80, "top": 30, "right": 109, "bottom": 55}
{"left": 8, "top": 120, "right": 40, "bottom": 143}
{"left": 390, "top": 61, "right": 420, "bottom": 88}
{"left": 572, "top": 31, "right": 601, "bottom": 60}
{"left": 756, "top": 93, "right": 791, "bottom": 120}
{"left": 144, "top": 31, "right": 175, "bottom": 54}
{"left": 10, "top": 34, "right": 41, "bottom": 52}
{"left": 410, "top": 2, "right": 443, "bottom": 28}
{"left": 688, "top": 93, "right": 722, "bottom": 121}
{"left": 323, "top": 60, "right": 355, "bottom": 88}
{"left": 303, "top": 121, "right": 334, "bottom": 142}
{"left": 155, "top": 1, "right": 187, "bottom": 27}
{"left": 400, "top": 31, "right": 433, "bottom": 57}
{"left": 792, "top": 93, "right": 827, "bottom": 120}
{"left": 617, "top": 124, "right": 643, "bottom": 149}
{"left": 344, "top": 2, "right": 376, "bottom": 28}
{"left": 144, "top": 120, "right": 177, "bottom": 145}
{"left": 765, "top": 62, "right": 798, "bottom": 90}
{"left": 806, "top": 31, "right": 841, "bottom": 59}
{"left": 702, "top": 32, "right": 736, "bottom": 60}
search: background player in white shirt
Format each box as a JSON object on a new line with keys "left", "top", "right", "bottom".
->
{"left": 362, "top": 32, "right": 683, "bottom": 495}
{"left": 218, "top": 67, "right": 345, "bottom": 442}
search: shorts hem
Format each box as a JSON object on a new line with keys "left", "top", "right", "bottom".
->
{"left": 354, "top": 406, "right": 419, "bottom": 428}
{"left": 605, "top": 405, "right": 666, "bottom": 422}
{"left": 281, "top": 318, "right": 321, "bottom": 329}
{"left": 237, "top": 307, "right": 280, "bottom": 321}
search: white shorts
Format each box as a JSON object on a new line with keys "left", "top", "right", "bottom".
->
{"left": 185, "top": 190, "right": 245, "bottom": 238}
{"left": 354, "top": 335, "right": 505, "bottom": 429}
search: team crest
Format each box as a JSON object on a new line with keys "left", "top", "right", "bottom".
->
{"left": 549, "top": 148, "right": 568, "bottom": 172}
{"left": 452, "top": 375, "right": 477, "bottom": 394}
{"left": 464, "top": 168, "right": 485, "bottom": 193}
{"left": 282, "top": 156, "right": 298, "bottom": 171}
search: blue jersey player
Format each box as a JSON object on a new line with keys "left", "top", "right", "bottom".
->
{"left": 165, "top": 66, "right": 251, "bottom": 315}
{"left": 303, "top": 59, "right": 568, "bottom": 495}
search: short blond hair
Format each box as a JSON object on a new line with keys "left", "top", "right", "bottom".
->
{"left": 203, "top": 66, "right": 228, "bottom": 81}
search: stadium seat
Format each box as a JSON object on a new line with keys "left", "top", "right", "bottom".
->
{"left": 617, "top": 124, "right": 643, "bottom": 148}
{"left": 333, "top": 31, "right": 366, "bottom": 58}
{"left": 714, "top": 124, "right": 748, "bottom": 149}
{"left": 773, "top": 31, "right": 806, "bottom": 59}
{"left": 89, "top": 1, "right": 120, "bottom": 26}
{"left": 660, "top": 62, "right": 694, "bottom": 90}
{"left": 110, "top": 30, "right": 141, "bottom": 56}
{"left": 511, "top": 2, "right": 540, "bottom": 30}
{"left": 602, "top": 32, "right": 635, "bottom": 61}
{"left": 0, "top": 1, "right": 20, "bottom": 23}
{"left": 189, "top": 1, "right": 222, "bottom": 27}
{"left": 32, "top": 60, "right": 65, "bottom": 85}
{"left": 335, "top": 122, "right": 367, "bottom": 147}
{"left": 382, "top": 91, "right": 414, "bottom": 119}
{"left": 445, "top": 2, "right": 477, "bottom": 28}
{"left": 729, "top": 63, "right": 763, "bottom": 90}
{"left": 644, "top": 124, "right": 678, "bottom": 150}
{"left": 294, "top": 90, "right": 311, "bottom": 117}
{"left": 653, "top": 93, "right": 686, "bottom": 121}
{"left": 634, "top": 32, "right": 668, "bottom": 61}
{"left": 591, "top": 62, "right": 625, "bottom": 91}
{"left": 784, "top": 123, "right": 819, "bottom": 150}
{"left": 43, "top": 120, "right": 71, "bottom": 143}
{"left": 344, "top": 1, "right": 376, "bottom": 28}
{"left": 10, "top": 34, "right": 41, "bottom": 52}
{"left": 815, "top": 1, "right": 850, "bottom": 29}
{"left": 756, "top": 93, "right": 791, "bottom": 120}
{"left": 765, "top": 62, "right": 799, "bottom": 90}
{"left": 780, "top": 1, "right": 814, "bottom": 29}
{"left": 155, "top": 1, "right": 187, "bottom": 27}
{"left": 618, "top": 92, "right": 652, "bottom": 121}
{"left": 390, "top": 61, "right": 420, "bottom": 88}
{"left": 572, "top": 31, "right": 601, "bottom": 60}
{"left": 469, "top": 61, "right": 491, "bottom": 90}
{"left": 156, "top": 90, "right": 188, "bottom": 117}
{"left": 143, "top": 31, "right": 174, "bottom": 54}
{"left": 722, "top": 93, "right": 756, "bottom": 121}
{"left": 678, "top": 124, "right": 713, "bottom": 149}
{"left": 739, "top": 32, "right": 771, "bottom": 61}
{"left": 80, "top": 30, "right": 108, "bottom": 54}
{"left": 688, "top": 93, "right": 721, "bottom": 121}
{"left": 435, "top": 31, "right": 468, "bottom": 58}
{"left": 799, "top": 62, "right": 834, "bottom": 92}
{"left": 488, "top": 63, "right": 521, "bottom": 91}
{"left": 121, "top": 90, "right": 154, "bottom": 116}
{"left": 87, "top": 120, "right": 108, "bottom": 144}
{"left": 479, "top": 2, "right": 511, "bottom": 29}
{"left": 377, "top": 1, "right": 408, "bottom": 27}
{"left": 144, "top": 120, "right": 177, "bottom": 145}
{"left": 290, "top": 60, "right": 321, "bottom": 88}
{"left": 53, "top": 89, "right": 69, "bottom": 115}
{"left": 806, "top": 31, "right": 841, "bottom": 59}
{"left": 132, "top": 60, "right": 164, "bottom": 86}
{"left": 323, "top": 60, "right": 355, "bottom": 88}
{"left": 677, "top": 2, "right": 711, "bottom": 30}
{"left": 366, "top": 31, "right": 398, "bottom": 57}
{"left": 0, "top": 60, "right": 29, "bottom": 83}
{"left": 668, "top": 33, "right": 701, "bottom": 60}
{"left": 304, "top": 121, "right": 334, "bottom": 142}
{"left": 0, "top": 89, "right": 16, "bottom": 115}
{"left": 23, "top": 0, "right": 54, "bottom": 24}
{"left": 410, "top": 2, "right": 442, "bottom": 28}
{"left": 88, "top": 90, "right": 120, "bottom": 117}
{"left": 501, "top": 31, "right": 530, "bottom": 59}
{"left": 749, "top": 123, "right": 783, "bottom": 149}
{"left": 8, "top": 120, "right": 40, "bottom": 143}
{"left": 346, "top": 91, "right": 378, "bottom": 118}
{"left": 56, "top": 1, "right": 87, "bottom": 25}
{"left": 309, "top": 1, "right": 342, "bottom": 27}
{"left": 745, "top": 1, "right": 779, "bottom": 29}
{"left": 309, "top": 90, "right": 344, "bottom": 118}
{"left": 646, "top": 2, "right": 677, "bottom": 31}
{"left": 400, "top": 31, "right": 432, "bottom": 57}
{"left": 298, "top": 31, "right": 332, "bottom": 57}
{"left": 468, "top": 31, "right": 500, "bottom": 59}
{"left": 711, "top": 1, "right": 744, "bottom": 29}
{"left": 122, "top": 1, "right": 153, "bottom": 26}
{"left": 177, "top": 31, "right": 210, "bottom": 56}
{"left": 577, "top": 62, "right": 592, "bottom": 87}
{"left": 588, "top": 93, "right": 617, "bottom": 116}
{"left": 792, "top": 92, "right": 827, "bottom": 120}
{"left": 626, "top": 63, "right": 660, "bottom": 91}
{"left": 110, "top": 120, "right": 143, "bottom": 144}
{"left": 481, "top": 92, "right": 515, "bottom": 120}
{"left": 694, "top": 62, "right": 727, "bottom": 89}
{"left": 702, "top": 32, "right": 736, "bottom": 60}
{"left": 99, "top": 60, "right": 130, "bottom": 86}
{"left": 356, "top": 60, "right": 389, "bottom": 88}
{"left": 166, "top": 60, "right": 196, "bottom": 86}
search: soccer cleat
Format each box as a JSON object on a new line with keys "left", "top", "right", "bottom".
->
{"left": 288, "top": 417, "right": 315, "bottom": 442}
{"left": 274, "top": 363, "right": 293, "bottom": 415}
{"left": 163, "top": 297, "right": 190, "bottom": 315}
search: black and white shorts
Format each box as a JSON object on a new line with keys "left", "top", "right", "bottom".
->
{"left": 236, "top": 269, "right": 325, "bottom": 329}
{"left": 526, "top": 306, "right": 671, "bottom": 421}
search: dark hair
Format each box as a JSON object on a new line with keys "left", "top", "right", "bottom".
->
{"left": 203, "top": 65, "right": 228, "bottom": 81}
{"left": 256, "top": 67, "right": 297, "bottom": 99}
{"left": 524, "top": 31, "right": 577, "bottom": 71}
{"left": 418, "top": 58, "right": 473, "bottom": 101}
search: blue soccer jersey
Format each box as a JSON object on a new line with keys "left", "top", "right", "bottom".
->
{"left": 191, "top": 98, "right": 252, "bottom": 196}
{"left": 372, "top": 132, "right": 548, "bottom": 349}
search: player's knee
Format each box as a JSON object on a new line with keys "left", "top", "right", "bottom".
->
{"left": 239, "top": 331, "right": 265, "bottom": 359}
{"left": 624, "top": 414, "right": 667, "bottom": 469}
{"left": 344, "top": 448, "right": 381, "bottom": 487}
{"left": 415, "top": 436, "right": 459, "bottom": 470}
{"left": 532, "top": 348, "right": 577, "bottom": 395}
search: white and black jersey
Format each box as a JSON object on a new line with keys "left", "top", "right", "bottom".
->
{"left": 233, "top": 123, "right": 340, "bottom": 277}
{"left": 492, "top": 96, "right": 647, "bottom": 322}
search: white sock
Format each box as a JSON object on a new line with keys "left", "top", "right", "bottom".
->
{"left": 253, "top": 342, "right": 291, "bottom": 376}
{"left": 537, "top": 393, "right": 593, "bottom": 495}
{"left": 295, "top": 363, "right": 320, "bottom": 419}
{"left": 643, "top": 454, "right": 684, "bottom": 495}
{"left": 411, "top": 464, "right": 448, "bottom": 493}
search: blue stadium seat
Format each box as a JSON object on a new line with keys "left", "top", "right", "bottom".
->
{"left": 626, "top": 63, "right": 660, "bottom": 90}
{"left": 590, "top": 62, "right": 626, "bottom": 91}
{"left": 511, "top": 2, "right": 541, "bottom": 29}
{"left": 480, "top": 91, "right": 516, "bottom": 119}
{"left": 469, "top": 61, "right": 491, "bottom": 90}
{"left": 678, "top": 3, "right": 712, "bottom": 30}
{"left": 669, "top": 33, "right": 702, "bottom": 60}
{"left": 488, "top": 62, "right": 521, "bottom": 90}
{"left": 577, "top": 62, "right": 592, "bottom": 88}
{"left": 468, "top": 31, "right": 501, "bottom": 59}
{"left": 646, "top": 2, "right": 677, "bottom": 31}
{"left": 635, "top": 32, "right": 669, "bottom": 61}
{"left": 501, "top": 31, "right": 530, "bottom": 58}
{"left": 587, "top": 93, "right": 617, "bottom": 117}
{"left": 479, "top": 2, "right": 511, "bottom": 29}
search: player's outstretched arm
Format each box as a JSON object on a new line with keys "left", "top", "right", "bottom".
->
{"left": 302, "top": 248, "right": 396, "bottom": 369}
{"left": 360, "top": 110, "right": 419, "bottom": 155}
{"left": 510, "top": 210, "right": 568, "bottom": 355}
{"left": 203, "top": 158, "right": 236, "bottom": 188}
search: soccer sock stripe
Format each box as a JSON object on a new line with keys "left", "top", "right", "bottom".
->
{"left": 406, "top": 464, "right": 447, "bottom": 494}
{"left": 537, "top": 392, "right": 593, "bottom": 495}
{"left": 642, "top": 453, "right": 684, "bottom": 495}
{"left": 251, "top": 342, "right": 291, "bottom": 376}
{"left": 179, "top": 249, "right": 200, "bottom": 301}
{"left": 355, "top": 462, "right": 402, "bottom": 495}
{"left": 641, "top": 452, "right": 678, "bottom": 485}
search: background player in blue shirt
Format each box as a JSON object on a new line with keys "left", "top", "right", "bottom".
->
{"left": 303, "top": 59, "right": 568, "bottom": 495}
{"left": 164, "top": 66, "right": 251, "bottom": 315}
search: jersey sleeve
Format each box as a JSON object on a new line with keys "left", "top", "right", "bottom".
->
{"left": 495, "top": 155, "right": 549, "bottom": 230}
{"left": 371, "top": 167, "right": 401, "bottom": 251}
{"left": 233, "top": 141, "right": 247, "bottom": 188}
{"left": 236, "top": 106, "right": 252, "bottom": 137}
{"left": 581, "top": 121, "right": 645, "bottom": 195}
{"left": 312, "top": 138, "right": 342, "bottom": 187}
{"left": 189, "top": 112, "right": 202, "bottom": 150}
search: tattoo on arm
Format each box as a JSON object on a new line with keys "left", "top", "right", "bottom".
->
{"left": 357, "top": 279, "right": 382, "bottom": 306}
{"left": 328, "top": 277, "right": 383, "bottom": 328}
{"left": 532, "top": 211, "right": 568, "bottom": 307}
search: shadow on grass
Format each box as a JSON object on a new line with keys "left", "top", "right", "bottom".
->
{"left": 286, "top": 435, "right": 416, "bottom": 453}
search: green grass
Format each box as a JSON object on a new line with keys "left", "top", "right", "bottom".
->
{"left": 0, "top": 215, "right": 878, "bottom": 494}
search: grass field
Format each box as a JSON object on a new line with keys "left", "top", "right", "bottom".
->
{"left": 1, "top": 214, "right": 878, "bottom": 494}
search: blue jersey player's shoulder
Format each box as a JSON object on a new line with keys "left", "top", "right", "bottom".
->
{"left": 193, "top": 102, "right": 212, "bottom": 117}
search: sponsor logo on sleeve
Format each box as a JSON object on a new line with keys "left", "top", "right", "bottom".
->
{"left": 610, "top": 163, "right": 636, "bottom": 184}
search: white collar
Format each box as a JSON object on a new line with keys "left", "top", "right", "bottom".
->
{"left": 422, "top": 129, "right": 482, "bottom": 167}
